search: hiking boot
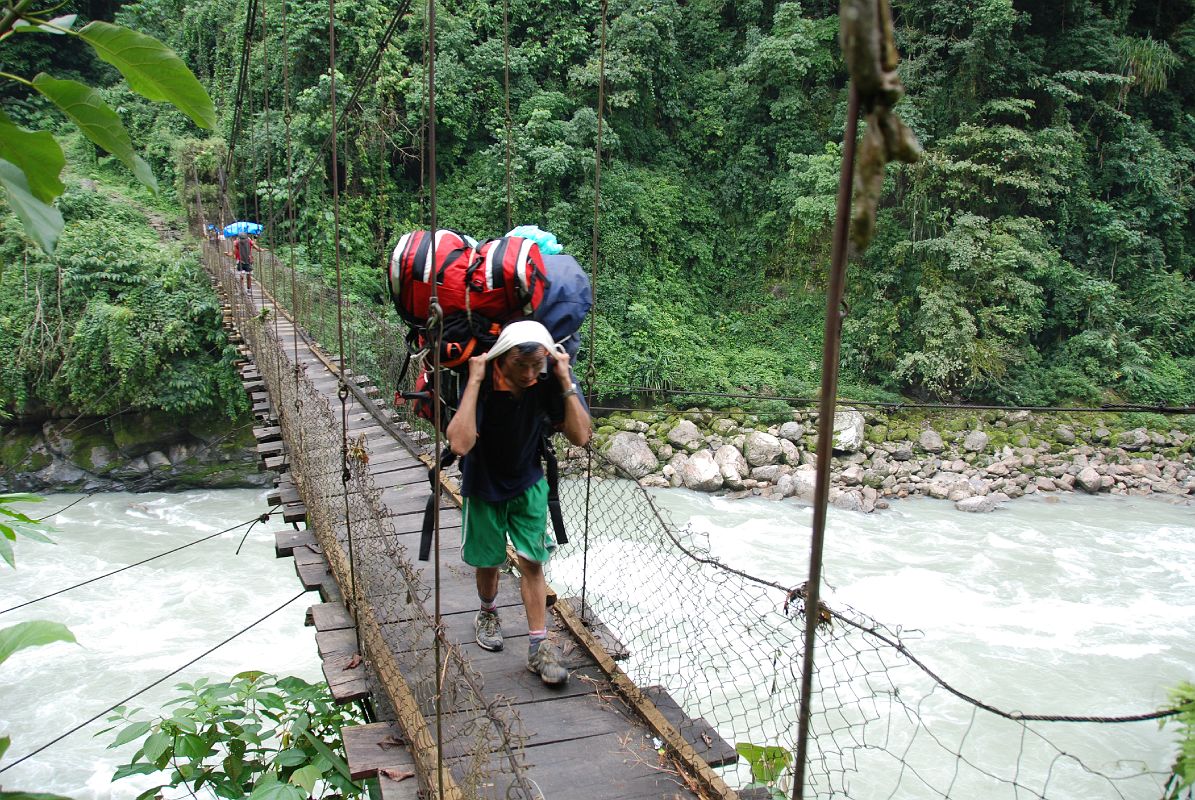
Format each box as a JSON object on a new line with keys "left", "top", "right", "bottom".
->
{"left": 527, "top": 641, "right": 568, "bottom": 686}
{"left": 474, "top": 610, "right": 503, "bottom": 651}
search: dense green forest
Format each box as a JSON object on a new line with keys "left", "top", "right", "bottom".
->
{"left": 3, "top": 0, "right": 1195, "bottom": 418}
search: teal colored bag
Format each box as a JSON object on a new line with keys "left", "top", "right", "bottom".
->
{"left": 505, "top": 224, "right": 563, "bottom": 255}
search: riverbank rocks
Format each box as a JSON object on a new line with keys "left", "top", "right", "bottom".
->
{"left": 579, "top": 406, "right": 1195, "bottom": 515}
{"left": 0, "top": 410, "right": 269, "bottom": 493}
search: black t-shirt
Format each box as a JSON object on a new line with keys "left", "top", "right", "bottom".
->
{"left": 460, "top": 365, "right": 567, "bottom": 503}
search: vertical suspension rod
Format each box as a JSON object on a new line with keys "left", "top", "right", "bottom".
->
{"left": 792, "top": 80, "right": 860, "bottom": 800}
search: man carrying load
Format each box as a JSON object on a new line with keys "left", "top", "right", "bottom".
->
{"left": 446, "top": 320, "right": 591, "bottom": 686}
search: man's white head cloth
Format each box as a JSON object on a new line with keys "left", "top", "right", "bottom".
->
{"left": 485, "top": 320, "right": 559, "bottom": 361}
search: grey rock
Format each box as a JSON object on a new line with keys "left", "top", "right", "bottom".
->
{"left": 778, "top": 422, "right": 806, "bottom": 442}
{"left": 714, "top": 445, "right": 748, "bottom": 489}
{"left": 680, "top": 450, "right": 723, "bottom": 492}
{"left": 832, "top": 409, "right": 866, "bottom": 452}
{"left": 780, "top": 438, "right": 800, "bottom": 465}
{"left": 744, "top": 431, "right": 784, "bottom": 466}
{"left": 963, "top": 430, "right": 990, "bottom": 453}
{"left": 891, "top": 445, "right": 914, "bottom": 461}
{"left": 750, "top": 464, "right": 787, "bottom": 483}
{"left": 1118, "top": 428, "right": 1151, "bottom": 451}
{"left": 667, "top": 419, "right": 704, "bottom": 450}
{"left": 919, "top": 429, "right": 944, "bottom": 453}
{"left": 956, "top": 495, "right": 1001, "bottom": 513}
{"left": 89, "top": 445, "right": 114, "bottom": 471}
{"left": 603, "top": 432, "right": 660, "bottom": 479}
{"left": 1056, "top": 426, "right": 1076, "bottom": 445}
{"left": 831, "top": 489, "right": 865, "bottom": 512}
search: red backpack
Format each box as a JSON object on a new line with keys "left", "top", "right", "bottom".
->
{"left": 387, "top": 229, "right": 548, "bottom": 338}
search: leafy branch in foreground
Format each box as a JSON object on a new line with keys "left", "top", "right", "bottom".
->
{"left": 0, "top": 4, "right": 214, "bottom": 253}
{"left": 1162, "top": 682, "right": 1195, "bottom": 800}
{"left": 0, "top": 492, "right": 75, "bottom": 800}
{"left": 103, "top": 672, "right": 369, "bottom": 800}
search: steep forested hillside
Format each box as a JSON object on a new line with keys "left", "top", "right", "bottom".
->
{"left": 4, "top": 0, "right": 1194, "bottom": 413}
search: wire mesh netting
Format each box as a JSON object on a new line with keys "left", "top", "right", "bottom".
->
{"left": 207, "top": 240, "right": 1183, "bottom": 800}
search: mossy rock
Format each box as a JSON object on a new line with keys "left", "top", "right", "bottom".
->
{"left": 630, "top": 411, "right": 655, "bottom": 423}
{"left": 111, "top": 411, "right": 185, "bottom": 455}
{"left": 867, "top": 424, "right": 889, "bottom": 444}
{"left": 0, "top": 429, "right": 41, "bottom": 468}
{"left": 596, "top": 425, "right": 617, "bottom": 436}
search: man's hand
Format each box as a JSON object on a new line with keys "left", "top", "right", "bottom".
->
{"left": 466, "top": 354, "right": 487, "bottom": 385}
{"left": 549, "top": 347, "right": 572, "bottom": 387}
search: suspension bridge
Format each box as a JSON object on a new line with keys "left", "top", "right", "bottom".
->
{"left": 183, "top": 0, "right": 1193, "bottom": 794}
{"left": 197, "top": 228, "right": 1188, "bottom": 800}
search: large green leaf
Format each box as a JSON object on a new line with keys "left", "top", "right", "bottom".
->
{"left": 0, "top": 111, "right": 65, "bottom": 203}
{"left": 0, "top": 536, "right": 13, "bottom": 568}
{"left": 0, "top": 620, "right": 76, "bottom": 665}
{"left": 77, "top": 21, "right": 216, "bottom": 129}
{"left": 0, "top": 159, "right": 64, "bottom": 255}
{"left": 247, "top": 775, "right": 305, "bottom": 800}
{"left": 31, "top": 74, "right": 157, "bottom": 193}
{"left": 288, "top": 764, "right": 322, "bottom": 794}
{"left": 0, "top": 792, "right": 76, "bottom": 800}
{"left": 0, "top": 735, "right": 8, "bottom": 760}
{"left": 734, "top": 742, "right": 792, "bottom": 784}
{"left": 300, "top": 729, "right": 355, "bottom": 784}
{"left": 109, "top": 720, "right": 152, "bottom": 748}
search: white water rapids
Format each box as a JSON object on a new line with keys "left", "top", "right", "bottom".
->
{"left": 0, "top": 488, "right": 1191, "bottom": 799}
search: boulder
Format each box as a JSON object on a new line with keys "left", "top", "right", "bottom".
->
{"left": 790, "top": 467, "right": 818, "bottom": 500}
{"left": 1055, "top": 426, "right": 1076, "bottom": 445}
{"left": 714, "top": 445, "right": 748, "bottom": 489}
{"left": 840, "top": 464, "right": 864, "bottom": 486}
{"left": 778, "top": 422, "right": 806, "bottom": 442}
{"left": 962, "top": 430, "right": 990, "bottom": 453}
{"left": 1076, "top": 466, "right": 1102, "bottom": 493}
{"left": 604, "top": 432, "right": 660, "bottom": 479}
{"left": 680, "top": 450, "right": 724, "bottom": 492}
{"left": 919, "top": 429, "right": 944, "bottom": 453}
{"left": 832, "top": 410, "right": 866, "bottom": 453}
{"left": 891, "top": 445, "right": 914, "bottom": 461}
{"left": 744, "top": 431, "right": 784, "bottom": 466}
{"left": 831, "top": 489, "right": 865, "bottom": 512}
{"left": 780, "top": 438, "right": 800, "bottom": 465}
{"left": 667, "top": 419, "right": 704, "bottom": 451}
{"left": 1118, "top": 428, "right": 1151, "bottom": 451}
{"left": 145, "top": 451, "right": 172, "bottom": 471}
{"left": 750, "top": 464, "right": 788, "bottom": 483}
{"left": 955, "top": 495, "right": 1001, "bottom": 513}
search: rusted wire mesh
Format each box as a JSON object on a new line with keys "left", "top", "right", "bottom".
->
{"left": 209, "top": 241, "right": 1177, "bottom": 800}
{"left": 204, "top": 241, "right": 535, "bottom": 799}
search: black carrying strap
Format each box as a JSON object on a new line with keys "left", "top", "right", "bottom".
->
{"left": 541, "top": 433, "right": 568, "bottom": 546}
{"left": 419, "top": 446, "right": 457, "bottom": 562}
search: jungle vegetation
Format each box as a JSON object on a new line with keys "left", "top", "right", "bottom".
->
{"left": 2, "top": 0, "right": 1194, "bottom": 418}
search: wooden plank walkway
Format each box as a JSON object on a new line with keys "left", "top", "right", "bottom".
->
{"left": 216, "top": 265, "right": 738, "bottom": 799}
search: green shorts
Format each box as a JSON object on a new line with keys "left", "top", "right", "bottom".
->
{"left": 462, "top": 478, "right": 553, "bottom": 567}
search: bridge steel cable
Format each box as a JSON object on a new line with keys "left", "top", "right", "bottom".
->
{"left": 324, "top": 0, "right": 363, "bottom": 665}
{"left": 0, "top": 590, "right": 306, "bottom": 775}
{"left": 579, "top": 0, "right": 608, "bottom": 639}
{"left": 0, "top": 513, "right": 276, "bottom": 616}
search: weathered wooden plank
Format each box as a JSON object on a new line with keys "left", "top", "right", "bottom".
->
{"left": 316, "top": 627, "right": 359, "bottom": 658}
{"left": 294, "top": 552, "right": 331, "bottom": 590}
{"left": 641, "top": 685, "right": 738, "bottom": 769}
{"left": 282, "top": 502, "right": 307, "bottom": 524}
{"left": 275, "top": 528, "right": 315, "bottom": 557}
{"left": 254, "top": 425, "right": 282, "bottom": 442}
{"left": 342, "top": 723, "right": 413, "bottom": 781}
{"left": 448, "top": 730, "right": 696, "bottom": 800}
{"left": 310, "top": 602, "right": 354, "bottom": 631}
{"left": 322, "top": 652, "right": 369, "bottom": 704}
